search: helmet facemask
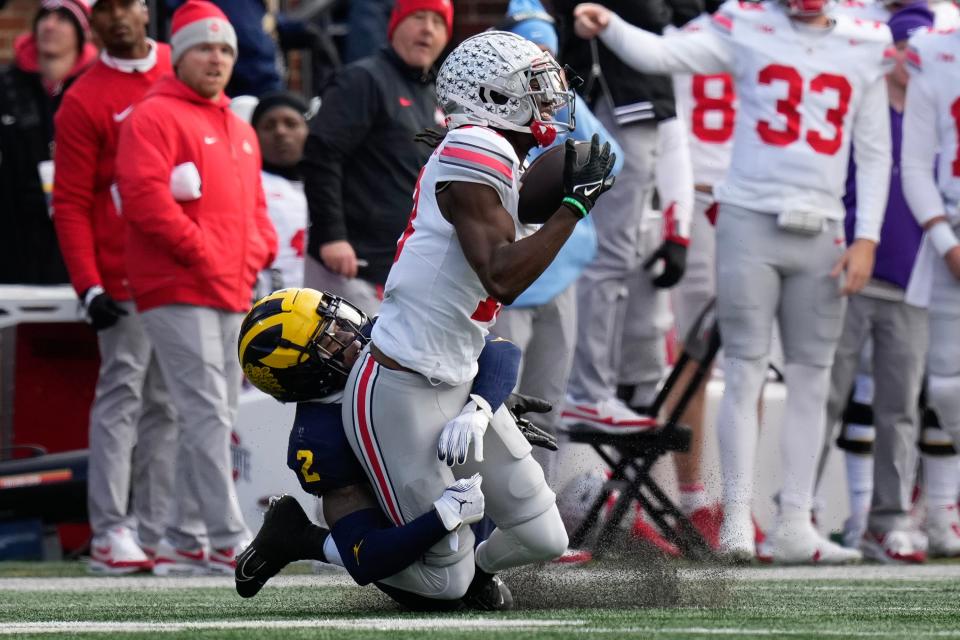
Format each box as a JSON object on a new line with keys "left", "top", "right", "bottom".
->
{"left": 239, "top": 289, "right": 370, "bottom": 403}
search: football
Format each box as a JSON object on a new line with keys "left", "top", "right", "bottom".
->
{"left": 518, "top": 140, "right": 591, "bottom": 225}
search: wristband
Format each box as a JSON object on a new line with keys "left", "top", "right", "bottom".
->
{"left": 929, "top": 220, "right": 960, "bottom": 257}
{"left": 562, "top": 196, "right": 589, "bottom": 219}
{"left": 83, "top": 285, "right": 105, "bottom": 309}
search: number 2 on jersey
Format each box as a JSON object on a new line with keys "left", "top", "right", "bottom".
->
{"left": 756, "top": 64, "right": 852, "bottom": 156}
{"left": 297, "top": 449, "right": 321, "bottom": 483}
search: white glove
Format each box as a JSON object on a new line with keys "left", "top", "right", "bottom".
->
{"left": 437, "top": 394, "right": 493, "bottom": 466}
{"left": 170, "top": 162, "right": 202, "bottom": 201}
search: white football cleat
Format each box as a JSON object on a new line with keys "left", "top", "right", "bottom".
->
{"left": 88, "top": 526, "right": 153, "bottom": 575}
{"left": 759, "top": 519, "right": 862, "bottom": 565}
{"left": 861, "top": 529, "right": 927, "bottom": 564}
{"left": 434, "top": 473, "right": 485, "bottom": 531}
{"left": 209, "top": 537, "right": 252, "bottom": 575}
{"left": 718, "top": 509, "right": 755, "bottom": 563}
{"left": 561, "top": 397, "right": 658, "bottom": 435}
{"left": 926, "top": 505, "right": 960, "bottom": 558}
{"left": 152, "top": 538, "right": 209, "bottom": 576}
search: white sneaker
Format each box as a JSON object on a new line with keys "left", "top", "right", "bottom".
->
{"left": 841, "top": 514, "right": 867, "bottom": 550}
{"left": 434, "top": 473, "right": 484, "bottom": 530}
{"left": 861, "top": 529, "right": 927, "bottom": 564}
{"left": 561, "top": 397, "right": 658, "bottom": 434}
{"left": 926, "top": 505, "right": 960, "bottom": 558}
{"left": 759, "top": 519, "right": 862, "bottom": 565}
{"left": 89, "top": 527, "right": 153, "bottom": 575}
{"left": 152, "top": 538, "right": 209, "bottom": 576}
{"left": 718, "top": 509, "right": 754, "bottom": 563}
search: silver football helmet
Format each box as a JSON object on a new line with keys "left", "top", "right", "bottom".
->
{"left": 436, "top": 31, "right": 574, "bottom": 145}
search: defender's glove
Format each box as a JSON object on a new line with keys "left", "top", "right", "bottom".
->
{"left": 643, "top": 239, "right": 688, "bottom": 288}
{"left": 506, "top": 392, "right": 559, "bottom": 452}
{"left": 562, "top": 133, "right": 616, "bottom": 218}
{"left": 438, "top": 395, "right": 493, "bottom": 466}
{"left": 84, "top": 287, "right": 128, "bottom": 331}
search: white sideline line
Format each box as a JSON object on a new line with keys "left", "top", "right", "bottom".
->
{"left": 0, "top": 619, "right": 584, "bottom": 635}
{"left": 586, "top": 629, "right": 960, "bottom": 638}
{"left": 5, "top": 622, "right": 960, "bottom": 637}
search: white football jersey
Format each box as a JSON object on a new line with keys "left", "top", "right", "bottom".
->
{"left": 712, "top": 2, "right": 892, "bottom": 224}
{"left": 902, "top": 27, "right": 960, "bottom": 224}
{"left": 261, "top": 171, "right": 306, "bottom": 288}
{"left": 599, "top": 0, "right": 893, "bottom": 239}
{"left": 671, "top": 15, "right": 736, "bottom": 187}
{"left": 371, "top": 126, "right": 523, "bottom": 386}
{"left": 831, "top": 0, "right": 889, "bottom": 22}
{"left": 832, "top": 0, "right": 960, "bottom": 29}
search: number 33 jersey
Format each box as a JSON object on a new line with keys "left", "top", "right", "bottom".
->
{"left": 602, "top": 0, "right": 893, "bottom": 238}
{"left": 371, "top": 126, "right": 524, "bottom": 386}
{"left": 712, "top": 1, "right": 892, "bottom": 226}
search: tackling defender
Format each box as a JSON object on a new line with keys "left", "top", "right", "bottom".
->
{"left": 574, "top": 0, "right": 891, "bottom": 563}
{"left": 236, "top": 287, "right": 557, "bottom": 609}
{"left": 342, "top": 31, "right": 616, "bottom": 602}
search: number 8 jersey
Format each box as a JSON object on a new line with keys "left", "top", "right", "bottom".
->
{"left": 600, "top": 0, "right": 893, "bottom": 241}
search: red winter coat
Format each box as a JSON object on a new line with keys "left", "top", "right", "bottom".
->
{"left": 53, "top": 44, "right": 173, "bottom": 300}
{"left": 115, "top": 75, "right": 277, "bottom": 313}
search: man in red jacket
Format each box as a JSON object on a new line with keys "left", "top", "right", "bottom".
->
{"left": 115, "top": 0, "right": 278, "bottom": 576}
{"left": 53, "top": 0, "right": 177, "bottom": 575}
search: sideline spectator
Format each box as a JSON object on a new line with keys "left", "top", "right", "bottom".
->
{"left": 300, "top": 0, "right": 452, "bottom": 316}
{"left": 818, "top": 3, "right": 936, "bottom": 564}
{"left": 556, "top": 0, "right": 700, "bottom": 430}
{"left": 53, "top": 0, "right": 178, "bottom": 574}
{"left": 0, "top": 0, "right": 96, "bottom": 284}
{"left": 165, "top": 0, "right": 283, "bottom": 96}
{"left": 115, "top": 0, "right": 277, "bottom": 575}
{"left": 251, "top": 91, "right": 311, "bottom": 289}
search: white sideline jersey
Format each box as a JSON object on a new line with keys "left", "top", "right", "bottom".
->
{"left": 600, "top": 0, "right": 893, "bottom": 241}
{"left": 371, "top": 126, "right": 523, "bottom": 386}
{"left": 832, "top": 0, "right": 960, "bottom": 29}
{"left": 902, "top": 27, "right": 960, "bottom": 225}
{"left": 671, "top": 15, "right": 736, "bottom": 186}
{"left": 261, "top": 172, "right": 306, "bottom": 288}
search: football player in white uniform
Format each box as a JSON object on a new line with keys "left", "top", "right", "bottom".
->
{"left": 341, "top": 31, "right": 616, "bottom": 602}
{"left": 575, "top": 0, "right": 892, "bottom": 564}
{"left": 902, "top": 16, "right": 960, "bottom": 558}
{"left": 664, "top": 11, "right": 738, "bottom": 544}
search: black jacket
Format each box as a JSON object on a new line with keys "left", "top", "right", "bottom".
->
{"left": 555, "top": 0, "right": 703, "bottom": 124}
{"left": 0, "top": 64, "right": 71, "bottom": 284}
{"left": 301, "top": 48, "right": 438, "bottom": 286}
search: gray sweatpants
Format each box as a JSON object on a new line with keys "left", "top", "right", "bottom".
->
{"left": 140, "top": 305, "right": 249, "bottom": 550}
{"left": 568, "top": 111, "right": 668, "bottom": 405}
{"left": 303, "top": 255, "right": 381, "bottom": 317}
{"left": 491, "top": 285, "right": 577, "bottom": 486}
{"left": 87, "top": 301, "right": 177, "bottom": 546}
{"left": 823, "top": 293, "right": 928, "bottom": 533}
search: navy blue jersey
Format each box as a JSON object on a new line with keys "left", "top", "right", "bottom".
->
{"left": 287, "top": 401, "right": 367, "bottom": 495}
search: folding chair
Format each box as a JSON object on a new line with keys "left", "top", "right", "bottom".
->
{"left": 562, "top": 300, "right": 721, "bottom": 561}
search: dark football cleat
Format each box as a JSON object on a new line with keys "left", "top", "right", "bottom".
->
{"left": 235, "top": 495, "right": 322, "bottom": 598}
{"left": 462, "top": 569, "right": 514, "bottom": 611}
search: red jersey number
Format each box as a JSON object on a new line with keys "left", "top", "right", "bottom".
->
{"left": 471, "top": 296, "right": 502, "bottom": 323}
{"left": 691, "top": 74, "right": 736, "bottom": 143}
{"left": 756, "top": 64, "right": 852, "bottom": 156}
{"left": 951, "top": 96, "right": 960, "bottom": 177}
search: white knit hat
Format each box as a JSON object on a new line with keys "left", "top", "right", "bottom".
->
{"left": 169, "top": 0, "right": 237, "bottom": 64}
